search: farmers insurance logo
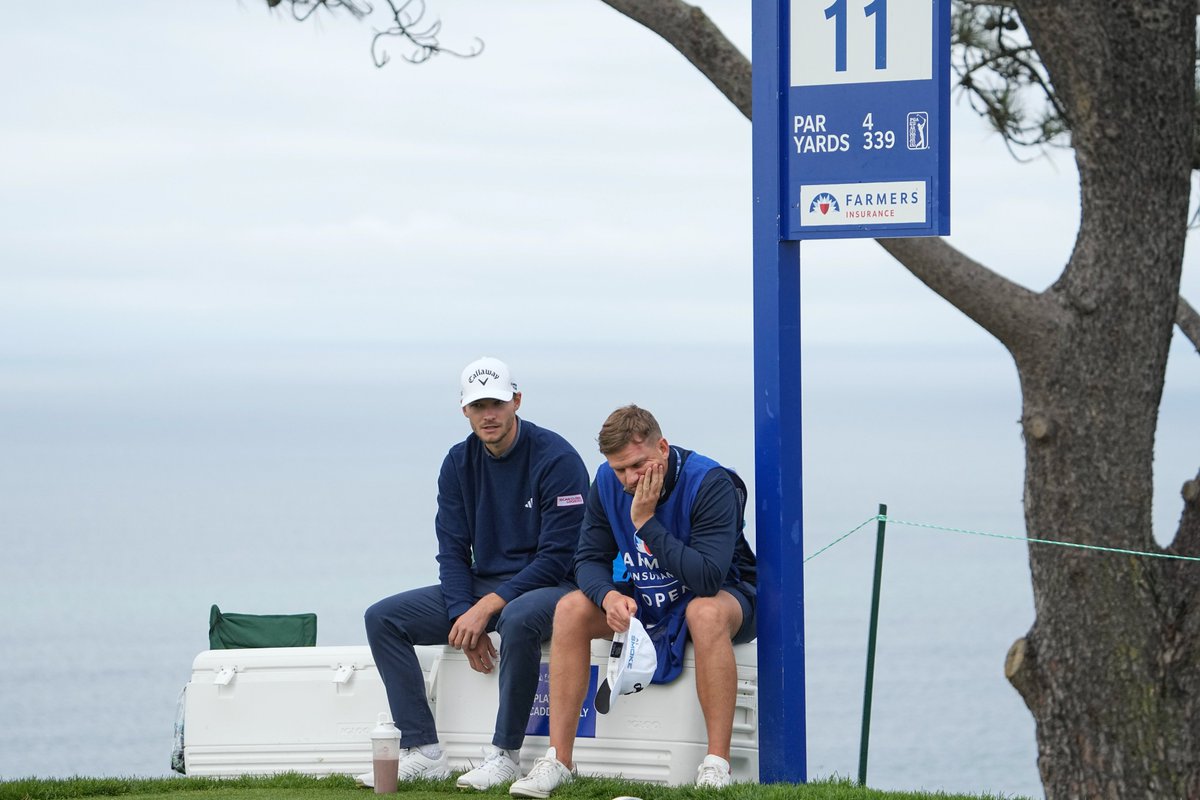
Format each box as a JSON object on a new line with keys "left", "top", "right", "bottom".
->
{"left": 801, "top": 181, "right": 928, "bottom": 227}
{"left": 808, "top": 192, "right": 840, "bottom": 216}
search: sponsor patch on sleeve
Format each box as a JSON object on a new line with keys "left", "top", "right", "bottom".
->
{"left": 556, "top": 494, "right": 584, "bottom": 507}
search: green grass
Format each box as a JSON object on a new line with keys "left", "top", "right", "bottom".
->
{"left": 0, "top": 774, "right": 1033, "bottom": 800}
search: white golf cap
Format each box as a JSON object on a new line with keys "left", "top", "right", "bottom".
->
{"left": 459, "top": 356, "right": 517, "bottom": 407}
{"left": 594, "top": 616, "right": 657, "bottom": 714}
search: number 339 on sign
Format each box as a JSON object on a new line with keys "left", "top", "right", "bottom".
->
{"left": 790, "top": 0, "right": 933, "bottom": 87}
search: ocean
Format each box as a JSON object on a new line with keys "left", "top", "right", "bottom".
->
{"left": 4, "top": 338, "right": 1195, "bottom": 799}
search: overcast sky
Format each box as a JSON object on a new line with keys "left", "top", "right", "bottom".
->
{"left": 0, "top": 1, "right": 1131, "bottom": 351}
{"left": 3, "top": 1, "right": 1196, "bottom": 523}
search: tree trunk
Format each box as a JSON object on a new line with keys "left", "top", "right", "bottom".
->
{"left": 1000, "top": 2, "right": 1199, "bottom": 797}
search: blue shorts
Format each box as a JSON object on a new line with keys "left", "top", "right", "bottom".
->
{"left": 616, "top": 581, "right": 757, "bottom": 644}
{"left": 725, "top": 582, "right": 758, "bottom": 645}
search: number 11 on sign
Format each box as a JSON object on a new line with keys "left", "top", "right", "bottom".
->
{"left": 792, "top": 0, "right": 931, "bottom": 87}
{"left": 825, "top": 0, "right": 887, "bottom": 72}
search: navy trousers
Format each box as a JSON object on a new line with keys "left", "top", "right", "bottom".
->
{"left": 364, "top": 576, "right": 571, "bottom": 751}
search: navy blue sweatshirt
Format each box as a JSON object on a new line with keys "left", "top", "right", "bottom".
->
{"left": 574, "top": 446, "right": 757, "bottom": 614}
{"left": 435, "top": 418, "right": 589, "bottom": 620}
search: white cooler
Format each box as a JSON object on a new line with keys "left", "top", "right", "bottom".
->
{"left": 180, "top": 639, "right": 759, "bottom": 785}
{"left": 181, "top": 645, "right": 440, "bottom": 777}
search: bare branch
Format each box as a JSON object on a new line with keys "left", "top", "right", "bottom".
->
{"left": 1178, "top": 295, "right": 1200, "bottom": 355}
{"left": 370, "top": 0, "right": 482, "bottom": 67}
{"left": 267, "top": 0, "right": 371, "bottom": 21}
{"left": 265, "top": 0, "right": 481, "bottom": 65}
{"left": 597, "top": 0, "right": 751, "bottom": 120}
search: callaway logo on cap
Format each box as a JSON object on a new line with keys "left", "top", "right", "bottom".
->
{"left": 459, "top": 356, "right": 518, "bottom": 408}
{"left": 594, "top": 616, "right": 657, "bottom": 714}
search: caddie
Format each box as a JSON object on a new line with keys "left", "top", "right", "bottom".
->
{"left": 510, "top": 404, "right": 757, "bottom": 796}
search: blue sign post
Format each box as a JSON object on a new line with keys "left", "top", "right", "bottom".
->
{"left": 752, "top": 0, "right": 949, "bottom": 784}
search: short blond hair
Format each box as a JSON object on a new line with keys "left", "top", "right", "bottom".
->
{"left": 597, "top": 405, "right": 662, "bottom": 455}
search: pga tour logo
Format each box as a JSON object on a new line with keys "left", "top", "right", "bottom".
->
{"left": 907, "top": 112, "right": 929, "bottom": 150}
{"left": 808, "top": 193, "right": 840, "bottom": 216}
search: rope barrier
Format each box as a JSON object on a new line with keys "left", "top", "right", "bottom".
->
{"left": 803, "top": 513, "right": 1200, "bottom": 563}
{"left": 803, "top": 515, "right": 878, "bottom": 563}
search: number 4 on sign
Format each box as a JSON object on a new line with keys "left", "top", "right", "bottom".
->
{"left": 862, "top": 113, "right": 874, "bottom": 130}
{"left": 825, "top": 0, "right": 888, "bottom": 72}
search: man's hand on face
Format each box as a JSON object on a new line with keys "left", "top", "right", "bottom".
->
{"left": 630, "top": 461, "right": 663, "bottom": 530}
